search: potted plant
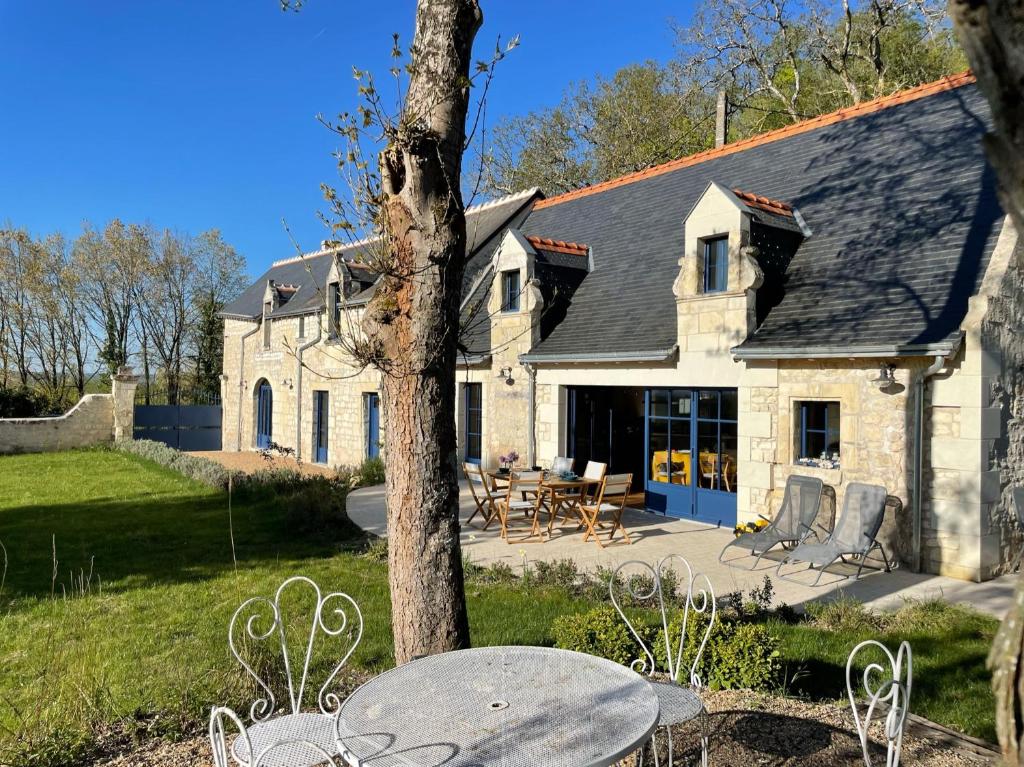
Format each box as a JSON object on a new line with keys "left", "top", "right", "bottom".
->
{"left": 498, "top": 450, "right": 520, "bottom": 474}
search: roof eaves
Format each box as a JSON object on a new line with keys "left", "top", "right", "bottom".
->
{"left": 520, "top": 346, "right": 679, "bottom": 364}
{"left": 730, "top": 334, "right": 963, "bottom": 360}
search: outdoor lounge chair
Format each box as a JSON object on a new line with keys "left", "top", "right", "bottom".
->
{"left": 462, "top": 462, "right": 497, "bottom": 530}
{"left": 550, "top": 455, "right": 574, "bottom": 474}
{"left": 777, "top": 482, "right": 891, "bottom": 586}
{"left": 719, "top": 474, "right": 823, "bottom": 570}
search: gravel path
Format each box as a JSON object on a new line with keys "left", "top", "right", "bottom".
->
{"left": 94, "top": 690, "right": 997, "bottom": 766}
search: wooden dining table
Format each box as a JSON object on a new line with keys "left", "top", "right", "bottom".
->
{"left": 484, "top": 469, "right": 597, "bottom": 539}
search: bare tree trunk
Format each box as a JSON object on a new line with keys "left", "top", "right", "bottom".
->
{"left": 948, "top": 3, "right": 1024, "bottom": 763}
{"left": 365, "top": 0, "right": 481, "bottom": 665}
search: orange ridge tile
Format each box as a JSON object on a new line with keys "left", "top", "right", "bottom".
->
{"left": 533, "top": 71, "right": 976, "bottom": 210}
{"left": 525, "top": 235, "right": 589, "bottom": 256}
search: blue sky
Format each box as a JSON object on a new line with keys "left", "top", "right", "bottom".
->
{"left": 0, "top": 2, "right": 692, "bottom": 276}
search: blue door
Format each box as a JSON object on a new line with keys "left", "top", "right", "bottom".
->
{"left": 645, "top": 388, "right": 736, "bottom": 527}
{"left": 313, "top": 391, "right": 329, "bottom": 464}
{"left": 365, "top": 392, "right": 380, "bottom": 459}
{"left": 464, "top": 384, "right": 482, "bottom": 464}
{"left": 256, "top": 381, "right": 273, "bottom": 448}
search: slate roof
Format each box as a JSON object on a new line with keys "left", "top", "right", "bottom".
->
{"left": 221, "top": 188, "right": 541, "bottom": 321}
{"left": 518, "top": 73, "right": 1004, "bottom": 360}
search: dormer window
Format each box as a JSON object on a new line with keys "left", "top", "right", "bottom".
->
{"left": 328, "top": 282, "right": 341, "bottom": 336}
{"left": 501, "top": 270, "right": 520, "bottom": 312}
{"left": 703, "top": 236, "right": 728, "bottom": 293}
{"left": 262, "top": 301, "right": 272, "bottom": 349}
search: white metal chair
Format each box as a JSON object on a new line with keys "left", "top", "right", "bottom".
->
{"left": 611, "top": 556, "right": 715, "bottom": 767}
{"left": 846, "top": 640, "right": 913, "bottom": 767}
{"left": 209, "top": 576, "right": 363, "bottom": 767}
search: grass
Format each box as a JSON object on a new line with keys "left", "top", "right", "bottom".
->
{"left": 0, "top": 449, "right": 1001, "bottom": 763}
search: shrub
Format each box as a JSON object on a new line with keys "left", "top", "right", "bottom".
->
{"left": 805, "top": 597, "right": 884, "bottom": 632}
{"left": 363, "top": 536, "right": 388, "bottom": 562}
{"left": 356, "top": 456, "right": 385, "bottom": 486}
{"left": 280, "top": 476, "right": 351, "bottom": 536}
{"left": 553, "top": 606, "right": 649, "bottom": 666}
{"left": 532, "top": 558, "right": 579, "bottom": 587}
{"left": 555, "top": 605, "right": 781, "bottom": 692}
{"left": 0, "top": 385, "right": 51, "bottom": 418}
{"left": 114, "top": 439, "right": 234, "bottom": 489}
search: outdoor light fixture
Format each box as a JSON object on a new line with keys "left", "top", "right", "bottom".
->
{"left": 496, "top": 366, "right": 514, "bottom": 384}
{"left": 872, "top": 363, "right": 896, "bottom": 391}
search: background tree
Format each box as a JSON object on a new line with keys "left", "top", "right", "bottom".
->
{"left": 0, "top": 227, "right": 34, "bottom": 387}
{"left": 486, "top": 0, "right": 965, "bottom": 195}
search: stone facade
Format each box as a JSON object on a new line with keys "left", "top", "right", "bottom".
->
{"left": 0, "top": 370, "right": 138, "bottom": 455}
{"left": 223, "top": 210, "right": 1021, "bottom": 582}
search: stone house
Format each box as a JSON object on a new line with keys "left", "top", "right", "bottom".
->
{"left": 220, "top": 72, "right": 1023, "bottom": 582}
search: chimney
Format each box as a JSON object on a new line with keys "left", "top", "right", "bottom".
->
{"left": 715, "top": 91, "right": 729, "bottom": 148}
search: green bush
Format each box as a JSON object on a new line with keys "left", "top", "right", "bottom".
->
{"left": 553, "top": 606, "right": 649, "bottom": 666}
{"left": 0, "top": 385, "right": 52, "bottom": 418}
{"left": 532, "top": 558, "right": 579, "bottom": 587}
{"left": 554, "top": 605, "right": 781, "bottom": 691}
{"left": 114, "top": 439, "right": 234, "bottom": 488}
{"left": 805, "top": 597, "right": 884, "bottom": 632}
{"left": 356, "top": 456, "right": 385, "bottom": 486}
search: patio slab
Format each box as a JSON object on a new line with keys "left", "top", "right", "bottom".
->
{"left": 348, "top": 481, "right": 1018, "bottom": 619}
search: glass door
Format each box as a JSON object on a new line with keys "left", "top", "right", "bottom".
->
{"left": 645, "top": 388, "right": 737, "bottom": 527}
{"left": 313, "top": 391, "right": 329, "bottom": 464}
{"left": 645, "top": 389, "right": 693, "bottom": 516}
{"left": 256, "top": 381, "right": 273, "bottom": 449}
{"left": 464, "top": 384, "right": 482, "bottom": 464}
{"left": 365, "top": 393, "right": 380, "bottom": 459}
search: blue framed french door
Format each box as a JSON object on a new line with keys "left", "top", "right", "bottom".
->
{"left": 645, "top": 388, "right": 737, "bottom": 527}
{"left": 365, "top": 393, "right": 380, "bottom": 459}
{"left": 464, "top": 383, "right": 482, "bottom": 464}
{"left": 256, "top": 381, "right": 273, "bottom": 448}
{"left": 313, "top": 391, "right": 329, "bottom": 464}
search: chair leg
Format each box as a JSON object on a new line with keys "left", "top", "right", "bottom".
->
{"left": 609, "top": 508, "right": 631, "bottom": 544}
{"left": 580, "top": 508, "right": 604, "bottom": 548}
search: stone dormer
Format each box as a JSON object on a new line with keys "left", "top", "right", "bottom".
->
{"left": 675, "top": 182, "right": 806, "bottom": 361}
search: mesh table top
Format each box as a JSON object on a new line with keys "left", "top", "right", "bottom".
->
{"left": 336, "top": 646, "right": 660, "bottom": 767}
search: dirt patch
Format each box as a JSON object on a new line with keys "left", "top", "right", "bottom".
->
{"left": 189, "top": 450, "right": 336, "bottom": 477}
{"left": 93, "top": 690, "right": 997, "bottom": 766}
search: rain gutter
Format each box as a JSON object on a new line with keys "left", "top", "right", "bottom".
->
{"left": 519, "top": 346, "right": 678, "bottom": 364}
{"left": 294, "top": 316, "right": 323, "bottom": 461}
{"left": 235, "top": 322, "right": 261, "bottom": 451}
{"left": 913, "top": 353, "right": 948, "bottom": 572}
{"left": 731, "top": 338, "right": 961, "bottom": 360}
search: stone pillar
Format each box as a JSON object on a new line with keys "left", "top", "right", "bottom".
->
{"left": 111, "top": 366, "right": 140, "bottom": 441}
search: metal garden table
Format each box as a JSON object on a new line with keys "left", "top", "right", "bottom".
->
{"left": 335, "top": 645, "right": 660, "bottom": 767}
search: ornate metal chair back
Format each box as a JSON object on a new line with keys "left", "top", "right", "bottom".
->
{"left": 846, "top": 639, "right": 913, "bottom": 767}
{"left": 610, "top": 555, "right": 716, "bottom": 687}
{"left": 228, "top": 576, "right": 363, "bottom": 722}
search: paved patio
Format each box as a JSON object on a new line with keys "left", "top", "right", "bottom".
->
{"left": 348, "top": 481, "right": 1018, "bottom": 619}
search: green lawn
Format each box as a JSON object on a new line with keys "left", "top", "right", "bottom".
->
{"left": 0, "top": 449, "right": 1000, "bottom": 765}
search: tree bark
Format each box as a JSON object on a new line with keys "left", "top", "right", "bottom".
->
{"left": 948, "top": 3, "right": 1024, "bottom": 763}
{"left": 365, "top": 0, "right": 481, "bottom": 666}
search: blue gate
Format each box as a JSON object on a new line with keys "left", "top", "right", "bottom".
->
{"left": 134, "top": 404, "right": 222, "bottom": 450}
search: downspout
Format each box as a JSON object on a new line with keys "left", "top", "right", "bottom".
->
{"left": 524, "top": 361, "right": 536, "bottom": 467}
{"left": 294, "top": 315, "right": 323, "bottom": 461}
{"left": 912, "top": 353, "right": 946, "bottom": 572}
{"left": 235, "top": 322, "right": 261, "bottom": 451}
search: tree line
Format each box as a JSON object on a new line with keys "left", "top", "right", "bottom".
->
{"left": 0, "top": 220, "right": 247, "bottom": 415}
{"left": 483, "top": 0, "right": 966, "bottom": 196}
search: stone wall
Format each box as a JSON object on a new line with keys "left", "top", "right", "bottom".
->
{"left": 0, "top": 370, "right": 138, "bottom": 455}
{"left": 221, "top": 313, "right": 383, "bottom": 467}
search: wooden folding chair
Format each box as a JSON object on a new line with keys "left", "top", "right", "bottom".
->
{"left": 497, "top": 472, "right": 545, "bottom": 543}
{"left": 578, "top": 473, "right": 633, "bottom": 548}
{"left": 463, "top": 462, "right": 497, "bottom": 530}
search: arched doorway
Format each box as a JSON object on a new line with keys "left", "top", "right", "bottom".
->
{"left": 255, "top": 380, "right": 273, "bottom": 448}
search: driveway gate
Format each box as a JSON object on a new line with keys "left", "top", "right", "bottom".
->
{"left": 134, "top": 404, "right": 222, "bottom": 450}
